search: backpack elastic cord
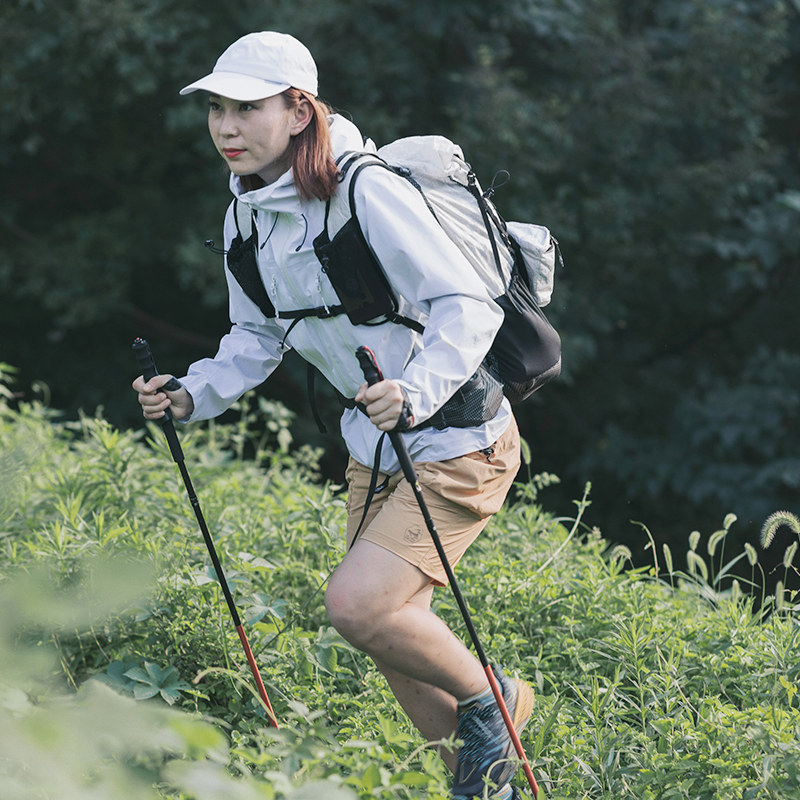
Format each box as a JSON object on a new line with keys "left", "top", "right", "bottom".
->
{"left": 348, "top": 432, "right": 388, "bottom": 550}
{"left": 307, "top": 364, "right": 327, "bottom": 434}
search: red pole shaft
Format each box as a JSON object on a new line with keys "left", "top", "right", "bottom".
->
{"left": 485, "top": 666, "right": 539, "bottom": 797}
{"left": 236, "top": 624, "right": 279, "bottom": 728}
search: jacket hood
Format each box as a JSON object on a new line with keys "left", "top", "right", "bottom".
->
{"left": 329, "top": 113, "right": 375, "bottom": 160}
{"left": 230, "top": 113, "right": 373, "bottom": 211}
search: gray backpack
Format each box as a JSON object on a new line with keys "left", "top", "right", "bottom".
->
{"left": 313, "top": 135, "right": 562, "bottom": 404}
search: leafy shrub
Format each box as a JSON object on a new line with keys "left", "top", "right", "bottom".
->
{"left": 1, "top": 381, "right": 799, "bottom": 798}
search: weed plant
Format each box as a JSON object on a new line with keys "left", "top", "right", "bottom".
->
{"left": 1, "top": 375, "right": 798, "bottom": 799}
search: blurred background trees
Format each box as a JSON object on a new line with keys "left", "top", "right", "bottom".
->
{"left": 2, "top": 0, "right": 798, "bottom": 568}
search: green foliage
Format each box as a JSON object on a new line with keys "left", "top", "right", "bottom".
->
{"left": 0, "top": 561, "right": 372, "bottom": 800}
{"left": 2, "top": 393, "right": 800, "bottom": 797}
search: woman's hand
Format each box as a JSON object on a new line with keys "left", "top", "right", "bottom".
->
{"left": 132, "top": 374, "right": 194, "bottom": 422}
{"left": 355, "top": 379, "right": 410, "bottom": 432}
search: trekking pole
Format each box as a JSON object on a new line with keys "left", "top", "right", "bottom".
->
{"left": 355, "top": 346, "right": 539, "bottom": 799}
{"left": 132, "top": 337, "right": 279, "bottom": 728}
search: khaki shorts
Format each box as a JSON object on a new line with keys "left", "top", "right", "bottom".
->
{"left": 344, "top": 416, "right": 521, "bottom": 586}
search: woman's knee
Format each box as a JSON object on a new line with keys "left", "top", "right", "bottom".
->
{"left": 324, "top": 576, "right": 377, "bottom": 650}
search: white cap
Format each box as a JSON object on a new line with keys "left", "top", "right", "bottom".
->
{"left": 180, "top": 31, "right": 318, "bottom": 101}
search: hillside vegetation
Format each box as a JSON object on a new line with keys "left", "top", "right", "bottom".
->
{"left": 1, "top": 384, "right": 799, "bottom": 799}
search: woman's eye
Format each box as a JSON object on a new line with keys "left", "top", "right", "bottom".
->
{"left": 208, "top": 101, "right": 221, "bottom": 112}
{"left": 239, "top": 103, "right": 255, "bottom": 112}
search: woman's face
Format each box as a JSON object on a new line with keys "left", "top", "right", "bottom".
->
{"left": 207, "top": 94, "right": 310, "bottom": 185}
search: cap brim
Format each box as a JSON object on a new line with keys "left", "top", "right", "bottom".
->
{"left": 179, "top": 71, "right": 290, "bottom": 101}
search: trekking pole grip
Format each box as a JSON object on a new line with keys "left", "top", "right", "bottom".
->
{"left": 132, "top": 337, "right": 184, "bottom": 463}
{"left": 355, "top": 345, "right": 383, "bottom": 387}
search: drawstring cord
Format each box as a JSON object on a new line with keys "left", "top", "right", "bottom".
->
{"left": 295, "top": 214, "right": 308, "bottom": 251}
{"left": 259, "top": 213, "right": 278, "bottom": 249}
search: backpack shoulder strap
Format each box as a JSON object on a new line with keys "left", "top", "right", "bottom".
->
{"left": 224, "top": 199, "right": 277, "bottom": 319}
{"left": 323, "top": 152, "right": 406, "bottom": 235}
{"left": 232, "top": 198, "right": 253, "bottom": 238}
{"left": 347, "top": 159, "right": 427, "bottom": 335}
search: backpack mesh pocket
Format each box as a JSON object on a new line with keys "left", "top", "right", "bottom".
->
{"left": 421, "top": 367, "right": 504, "bottom": 430}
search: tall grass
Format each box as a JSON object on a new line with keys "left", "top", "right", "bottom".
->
{"left": 1, "top": 380, "right": 798, "bottom": 799}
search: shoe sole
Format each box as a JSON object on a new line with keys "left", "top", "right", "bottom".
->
{"left": 510, "top": 678, "right": 534, "bottom": 734}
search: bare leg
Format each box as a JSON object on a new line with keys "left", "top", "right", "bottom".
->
{"left": 370, "top": 583, "right": 459, "bottom": 771}
{"left": 372, "top": 658, "right": 459, "bottom": 771}
{"left": 325, "top": 539, "right": 488, "bottom": 764}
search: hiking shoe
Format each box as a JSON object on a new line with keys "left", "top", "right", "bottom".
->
{"left": 451, "top": 666, "right": 534, "bottom": 798}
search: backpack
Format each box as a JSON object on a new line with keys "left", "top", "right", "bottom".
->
{"left": 317, "top": 136, "right": 562, "bottom": 403}
{"left": 216, "top": 135, "right": 562, "bottom": 428}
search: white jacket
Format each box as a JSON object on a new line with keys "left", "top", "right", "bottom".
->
{"left": 180, "top": 115, "right": 512, "bottom": 473}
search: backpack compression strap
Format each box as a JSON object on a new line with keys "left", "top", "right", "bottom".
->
{"left": 339, "top": 151, "right": 516, "bottom": 296}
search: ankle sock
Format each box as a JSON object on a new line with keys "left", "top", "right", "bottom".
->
{"left": 457, "top": 684, "right": 493, "bottom": 708}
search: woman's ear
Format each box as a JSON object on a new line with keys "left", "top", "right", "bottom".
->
{"left": 291, "top": 98, "right": 314, "bottom": 136}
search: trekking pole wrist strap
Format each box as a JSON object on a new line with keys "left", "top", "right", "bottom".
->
{"left": 393, "top": 390, "right": 415, "bottom": 432}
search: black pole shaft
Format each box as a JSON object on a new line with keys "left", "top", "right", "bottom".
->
{"left": 175, "top": 460, "right": 242, "bottom": 626}
{"left": 387, "top": 430, "right": 490, "bottom": 666}
{"left": 132, "top": 338, "right": 241, "bottom": 624}
{"left": 354, "top": 346, "right": 488, "bottom": 662}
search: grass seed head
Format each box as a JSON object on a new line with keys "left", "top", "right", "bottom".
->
{"left": 760, "top": 511, "right": 800, "bottom": 549}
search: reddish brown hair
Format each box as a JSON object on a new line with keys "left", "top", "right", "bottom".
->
{"left": 239, "top": 89, "right": 341, "bottom": 201}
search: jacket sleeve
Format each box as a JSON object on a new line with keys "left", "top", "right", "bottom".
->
{"left": 353, "top": 167, "right": 504, "bottom": 424}
{"left": 179, "top": 202, "right": 287, "bottom": 422}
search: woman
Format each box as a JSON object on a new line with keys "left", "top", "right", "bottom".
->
{"left": 133, "top": 31, "right": 532, "bottom": 800}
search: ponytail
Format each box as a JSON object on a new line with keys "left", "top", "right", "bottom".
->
{"left": 283, "top": 89, "right": 341, "bottom": 202}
